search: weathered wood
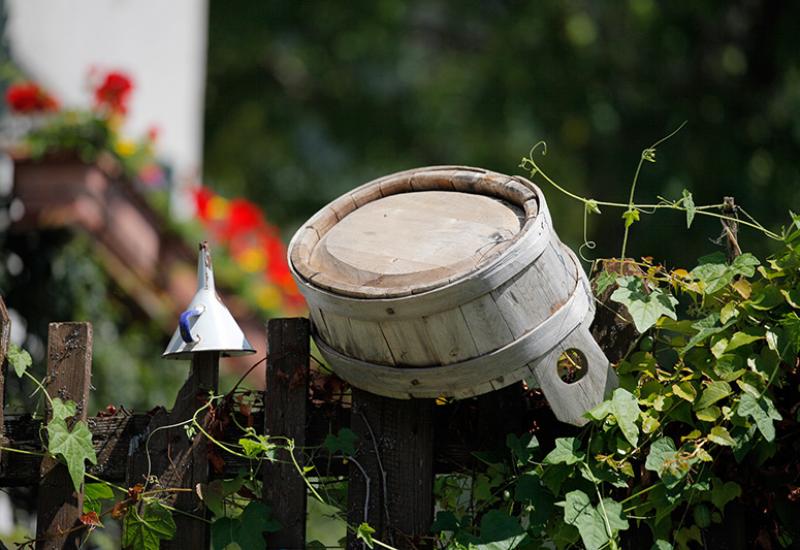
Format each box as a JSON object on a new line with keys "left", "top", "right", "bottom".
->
{"left": 36, "top": 322, "right": 92, "bottom": 550}
{"left": 347, "top": 390, "right": 434, "bottom": 550}
{"left": 0, "top": 297, "right": 10, "bottom": 464}
{"left": 263, "top": 318, "right": 310, "bottom": 549}
{"left": 589, "top": 260, "right": 642, "bottom": 363}
{"left": 125, "top": 352, "right": 219, "bottom": 550}
{"left": 310, "top": 191, "right": 521, "bottom": 296}
{"left": 289, "top": 166, "right": 616, "bottom": 424}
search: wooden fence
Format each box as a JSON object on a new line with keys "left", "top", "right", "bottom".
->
{"left": 0, "top": 295, "right": 577, "bottom": 549}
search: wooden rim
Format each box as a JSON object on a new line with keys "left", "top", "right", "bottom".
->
{"left": 288, "top": 166, "right": 551, "bottom": 318}
{"left": 312, "top": 243, "right": 592, "bottom": 398}
{"left": 288, "top": 166, "right": 543, "bottom": 300}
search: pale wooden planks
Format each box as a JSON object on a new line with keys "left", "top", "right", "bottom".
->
{"left": 290, "top": 166, "right": 617, "bottom": 424}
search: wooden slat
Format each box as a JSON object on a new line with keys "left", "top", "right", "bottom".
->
{"left": 263, "top": 318, "right": 310, "bottom": 549}
{"left": 36, "top": 322, "right": 92, "bottom": 550}
{"left": 347, "top": 390, "right": 434, "bottom": 550}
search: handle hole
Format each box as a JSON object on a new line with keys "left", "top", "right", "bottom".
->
{"left": 557, "top": 348, "right": 588, "bottom": 384}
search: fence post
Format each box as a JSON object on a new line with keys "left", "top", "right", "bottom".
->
{"left": 347, "top": 390, "right": 435, "bottom": 550}
{"left": 263, "top": 317, "right": 310, "bottom": 549}
{"left": 36, "top": 322, "right": 92, "bottom": 550}
{"left": 126, "top": 351, "right": 220, "bottom": 549}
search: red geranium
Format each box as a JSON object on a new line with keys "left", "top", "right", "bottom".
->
{"left": 5, "top": 82, "right": 59, "bottom": 114}
{"left": 191, "top": 187, "right": 214, "bottom": 221}
{"left": 94, "top": 71, "right": 134, "bottom": 115}
{"left": 221, "top": 199, "right": 265, "bottom": 240}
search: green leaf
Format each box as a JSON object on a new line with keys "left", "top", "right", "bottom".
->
{"left": 47, "top": 418, "right": 97, "bottom": 492}
{"left": 694, "top": 381, "right": 732, "bottom": 411}
{"left": 431, "top": 511, "right": 459, "bottom": 533}
{"left": 645, "top": 437, "right": 690, "bottom": 488}
{"left": 585, "top": 199, "right": 601, "bottom": 215}
{"left": 51, "top": 398, "right": 77, "bottom": 422}
{"left": 747, "top": 285, "right": 784, "bottom": 311}
{"left": 479, "top": 510, "right": 524, "bottom": 543}
{"left": 730, "top": 253, "right": 760, "bottom": 277}
{"left": 83, "top": 482, "right": 115, "bottom": 514}
{"left": 695, "top": 406, "right": 721, "bottom": 422}
{"left": 211, "top": 501, "right": 280, "bottom": 550}
{"left": 720, "top": 301, "right": 738, "bottom": 324}
{"left": 611, "top": 276, "right": 678, "bottom": 333}
{"left": 781, "top": 288, "right": 800, "bottom": 309}
{"left": 710, "top": 478, "right": 741, "bottom": 512}
{"left": 690, "top": 262, "right": 732, "bottom": 294}
{"left": 562, "top": 491, "right": 628, "bottom": 550}
{"left": 543, "top": 437, "right": 584, "bottom": 465}
{"left": 622, "top": 208, "right": 640, "bottom": 229}
{"left": 707, "top": 426, "right": 736, "bottom": 446}
{"left": 585, "top": 399, "right": 612, "bottom": 421}
{"left": 680, "top": 313, "right": 735, "bottom": 355}
{"left": 324, "top": 428, "right": 358, "bottom": 456}
{"left": 672, "top": 382, "right": 697, "bottom": 402}
{"left": 506, "top": 433, "right": 539, "bottom": 464}
{"left": 724, "top": 331, "right": 763, "bottom": 352}
{"left": 682, "top": 189, "right": 695, "bottom": 228}
{"left": 198, "top": 476, "right": 245, "bottom": 519}
{"left": 7, "top": 343, "right": 32, "bottom": 378}
{"left": 652, "top": 540, "right": 673, "bottom": 550}
{"left": 239, "top": 435, "right": 276, "bottom": 460}
{"left": 780, "top": 312, "right": 800, "bottom": 356}
{"left": 514, "top": 473, "right": 545, "bottom": 503}
{"left": 610, "top": 388, "right": 641, "bottom": 447}
{"left": 122, "top": 501, "right": 176, "bottom": 550}
{"left": 356, "top": 522, "right": 376, "bottom": 548}
{"left": 594, "top": 271, "right": 617, "bottom": 295}
{"left": 737, "top": 393, "right": 782, "bottom": 442}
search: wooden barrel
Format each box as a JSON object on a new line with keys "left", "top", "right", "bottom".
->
{"left": 288, "top": 166, "right": 616, "bottom": 425}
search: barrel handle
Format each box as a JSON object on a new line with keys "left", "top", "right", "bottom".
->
{"left": 527, "top": 322, "right": 617, "bottom": 426}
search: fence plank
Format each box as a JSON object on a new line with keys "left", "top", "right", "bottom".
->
{"left": 126, "top": 351, "right": 220, "bottom": 549}
{"left": 263, "top": 318, "right": 310, "bottom": 549}
{"left": 347, "top": 390, "right": 434, "bottom": 550}
{"left": 36, "top": 322, "right": 92, "bottom": 550}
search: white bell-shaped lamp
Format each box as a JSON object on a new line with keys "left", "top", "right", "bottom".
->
{"left": 163, "top": 242, "right": 256, "bottom": 359}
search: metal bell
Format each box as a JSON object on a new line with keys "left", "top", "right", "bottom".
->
{"left": 162, "top": 242, "right": 256, "bottom": 359}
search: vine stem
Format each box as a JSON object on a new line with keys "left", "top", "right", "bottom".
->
{"left": 621, "top": 121, "right": 688, "bottom": 258}
{"left": 520, "top": 127, "right": 782, "bottom": 262}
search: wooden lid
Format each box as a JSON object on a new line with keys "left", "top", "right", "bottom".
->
{"left": 289, "top": 166, "right": 541, "bottom": 298}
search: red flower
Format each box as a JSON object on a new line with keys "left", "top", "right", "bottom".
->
{"left": 94, "top": 71, "right": 134, "bottom": 114}
{"left": 221, "top": 199, "right": 264, "bottom": 240}
{"left": 5, "top": 82, "right": 59, "bottom": 113}
{"left": 191, "top": 187, "right": 214, "bottom": 221}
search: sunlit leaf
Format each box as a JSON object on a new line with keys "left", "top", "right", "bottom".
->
{"left": 611, "top": 276, "right": 678, "bottom": 333}
{"left": 7, "top": 343, "right": 31, "bottom": 378}
{"left": 47, "top": 418, "right": 97, "bottom": 492}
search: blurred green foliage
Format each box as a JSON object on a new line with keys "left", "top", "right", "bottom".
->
{"left": 0, "top": 231, "right": 185, "bottom": 414}
{"left": 205, "top": 0, "right": 800, "bottom": 265}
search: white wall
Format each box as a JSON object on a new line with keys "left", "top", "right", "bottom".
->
{"left": 5, "top": 0, "right": 208, "bottom": 211}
